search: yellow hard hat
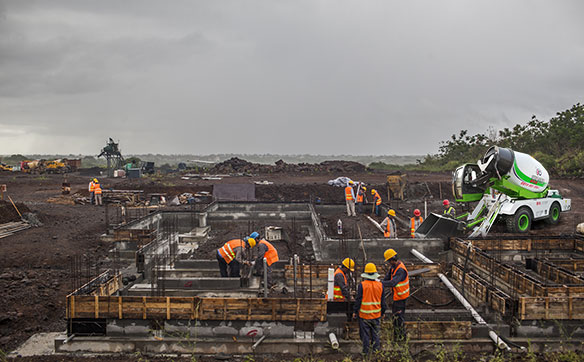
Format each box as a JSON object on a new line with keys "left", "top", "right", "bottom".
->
{"left": 342, "top": 258, "right": 355, "bottom": 272}
{"left": 93, "top": 178, "right": 98, "bottom": 182}
{"left": 388, "top": 209, "right": 396, "bottom": 217}
{"left": 384, "top": 248, "right": 397, "bottom": 261}
{"left": 364, "top": 263, "right": 377, "bottom": 274}
{"left": 363, "top": 187, "right": 367, "bottom": 191}
{"left": 348, "top": 181, "right": 354, "bottom": 185}
{"left": 371, "top": 189, "right": 376, "bottom": 195}
{"left": 247, "top": 238, "right": 256, "bottom": 248}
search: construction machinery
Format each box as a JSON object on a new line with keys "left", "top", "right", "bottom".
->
{"left": 98, "top": 138, "right": 124, "bottom": 177}
{"left": 386, "top": 173, "right": 407, "bottom": 200}
{"left": 417, "top": 146, "right": 571, "bottom": 238}
{"left": 0, "top": 163, "right": 12, "bottom": 172}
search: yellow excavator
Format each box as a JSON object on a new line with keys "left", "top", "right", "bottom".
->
{"left": 0, "top": 163, "right": 12, "bottom": 172}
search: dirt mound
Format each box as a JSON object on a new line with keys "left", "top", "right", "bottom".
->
{"left": 208, "top": 157, "right": 368, "bottom": 174}
{"left": 0, "top": 200, "right": 30, "bottom": 224}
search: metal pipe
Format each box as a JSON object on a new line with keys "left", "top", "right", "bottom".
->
{"left": 328, "top": 332, "right": 339, "bottom": 350}
{"left": 424, "top": 199, "right": 427, "bottom": 219}
{"left": 293, "top": 254, "right": 297, "bottom": 298}
{"left": 365, "top": 215, "right": 385, "bottom": 234}
{"left": 252, "top": 335, "right": 266, "bottom": 351}
{"left": 327, "top": 268, "right": 334, "bottom": 301}
{"left": 63, "top": 333, "right": 75, "bottom": 344}
{"left": 410, "top": 249, "right": 513, "bottom": 352}
{"left": 263, "top": 258, "right": 268, "bottom": 298}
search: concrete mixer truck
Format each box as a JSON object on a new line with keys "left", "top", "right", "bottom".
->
{"left": 417, "top": 146, "right": 571, "bottom": 238}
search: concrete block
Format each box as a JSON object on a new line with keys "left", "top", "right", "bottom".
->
{"left": 107, "top": 320, "right": 150, "bottom": 336}
{"left": 163, "top": 277, "right": 240, "bottom": 290}
{"left": 314, "top": 322, "right": 329, "bottom": 336}
{"left": 213, "top": 325, "right": 238, "bottom": 336}
{"left": 240, "top": 326, "right": 264, "bottom": 337}
{"left": 265, "top": 323, "right": 295, "bottom": 337}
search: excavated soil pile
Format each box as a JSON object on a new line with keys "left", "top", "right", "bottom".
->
{"left": 0, "top": 200, "right": 30, "bottom": 224}
{"left": 208, "top": 157, "right": 368, "bottom": 174}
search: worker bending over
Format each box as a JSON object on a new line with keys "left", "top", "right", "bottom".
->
{"left": 380, "top": 209, "right": 397, "bottom": 238}
{"left": 382, "top": 249, "right": 410, "bottom": 341}
{"left": 353, "top": 263, "right": 386, "bottom": 355}
{"left": 371, "top": 189, "right": 382, "bottom": 216}
{"left": 254, "top": 237, "right": 279, "bottom": 288}
{"left": 345, "top": 181, "right": 356, "bottom": 217}
{"left": 328, "top": 258, "right": 355, "bottom": 301}
{"left": 410, "top": 209, "right": 423, "bottom": 238}
{"left": 93, "top": 179, "right": 103, "bottom": 206}
{"left": 217, "top": 238, "right": 255, "bottom": 277}
{"left": 443, "top": 199, "right": 456, "bottom": 218}
{"left": 356, "top": 184, "right": 367, "bottom": 214}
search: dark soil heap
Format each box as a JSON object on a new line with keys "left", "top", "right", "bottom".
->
{"left": 208, "top": 157, "right": 368, "bottom": 174}
{"left": 0, "top": 200, "right": 29, "bottom": 224}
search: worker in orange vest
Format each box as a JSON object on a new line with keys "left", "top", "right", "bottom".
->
{"left": 371, "top": 189, "right": 382, "bottom": 216}
{"left": 382, "top": 249, "right": 410, "bottom": 341}
{"left": 410, "top": 209, "right": 423, "bottom": 238}
{"left": 88, "top": 179, "right": 95, "bottom": 205}
{"left": 326, "top": 258, "right": 355, "bottom": 301}
{"left": 352, "top": 263, "right": 386, "bottom": 355}
{"left": 380, "top": 209, "right": 397, "bottom": 238}
{"left": 345, "top": 181, "right": 356, "bottom": 217}
{"left": 356, "top": 184, "right": 367, "bottom": 214}
{"left": 254, "top": 237, "right": 279, "bottom": 288}
{"left": 93, "top": 179, "right": 103, "bottom": 206}
{"left": 217, "top": 238, "right": 255, "bottom": 277}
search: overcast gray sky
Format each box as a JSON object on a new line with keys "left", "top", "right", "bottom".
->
{"left": 0, "top": 1, "right": 583, "bottom": 156}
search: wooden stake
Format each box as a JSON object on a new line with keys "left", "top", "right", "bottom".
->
{"left": 7, "top": 195, "right": 22, "bottom": 218}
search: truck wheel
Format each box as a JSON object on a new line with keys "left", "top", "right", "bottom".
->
{"left": 545, "top": 202, "right": 561, "bottom": 225}
{"left": 507, "top": 207, "right": 532, "bottom": 233}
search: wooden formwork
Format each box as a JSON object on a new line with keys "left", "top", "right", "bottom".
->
{"left": 541, "top": 258, "right": 584, "bottom": 272}
{"left": 519, "top": 296, "right": 584, "bottom": 320}
{"left": 67, "top": 296, "right": 327, "bottom": 322}
{"left": 344, "top": 320, "right": 472, "bottom": 340}
{"left": 69, "top": 270, "right": 122, "bottom": 297}
{"left": 533, "top": 258, "right": 584, "bottom": 285}
{"left": 458, "top": 237, "right": 579, "bottom": 252}
{"left": 113, "top": 229, "right": 155, "bottom": 245}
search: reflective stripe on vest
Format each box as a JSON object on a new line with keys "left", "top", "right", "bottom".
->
{"left": 410, "top": 217, "right": 423, "bottom": 238}
{"left": 219, "top": 239, "right": 244, "bottom": 264}
{"left": 93, "top": 183, "right": 102, "bottom": 195}
{"left": 345, "top": 186, "right": 354, "bottom": 201}
{"left": 359, "top": 280, "right": 383, "bottom": 319}
{"left": 384, "top": 217, "right": 394, "bottom": 238}
{"left": 259, "top": 240, "right": 279, "bottom": 266}
{"left": 333, "top": 268, "right": 347, "bottom": 300}
{"left": 89, "top": 182, "right": 94, "bottom": 192}
{"left": 373, "top": 192, "right": 381, "bottom": 205}
{"left": 391, "top": 261, "right": 410, "bottom": 301}
{"left": 444, "top": 207, "right": 455, "bottom": 216}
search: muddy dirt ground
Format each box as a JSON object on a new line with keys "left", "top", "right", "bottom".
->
{"left": 0, "top": 170, "right": 583, "bottom": 360}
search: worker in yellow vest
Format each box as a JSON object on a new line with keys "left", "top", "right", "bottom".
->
{"left": 326, "top": 258, "right": 355, "bottom": 301}
{"left": 443, "top": 199, "right": 456, "bottom": 218}
{"left": 410, "top": 209, "right": 423, "bottom": 238}
{"left": 380, "top": 209, "right": 397, "bottom": 238}
{"left": 382, "top": 249, "right": 410, "bottom": 341}
{"left": 352, "top": 263, "right": 386, "bottom": 355}
{"left": 217, "top": 238, "right": 255, "bottom": 277}
{"left": 345, "top": 181, "right": 356, "bottom": 217}
{"left": 254, "top": 237, "right": 279, "bottom": 288}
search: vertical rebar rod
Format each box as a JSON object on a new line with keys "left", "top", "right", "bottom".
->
{"left": 309, "top": 259, "right": 313, "bottom": 299}
{"left": 263, "top": 258, "right": 268, "bottom": 298}
{"left": 293, "top": 254, "right": 297, "bottom": 298}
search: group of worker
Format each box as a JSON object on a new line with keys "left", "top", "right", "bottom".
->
{"left": 331, "top": 249, "right": 409, "bottom": 355}
{"left": 88, "top": 178, "right": 102, "bottom": 205}
{"left": 216, "top": 232, "right": 279, "bottom": 287}
{"left": 344, "top": 181, "right": 383, "bottom": 217}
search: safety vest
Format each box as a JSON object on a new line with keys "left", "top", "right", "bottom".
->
{"left": 373, "top": 191, "right": 381, "bottom": 205}
{"left": 410, "top": 216, "right": 423, "bottom": 238}
{"left": 218, "top": 239, "right": 245, "bottom": 264}
{"left": 345, "top": 186, "right": 354, "bottom": 201}
{"left": 88, "top": 181, "right": 94, "bottom": 192}
{"left": 93, "top": 183, "right": 102, "bottom": 195}
{"left": 444, "top": 206, "right": 455, "bottom": 217}
{"left": 259, "top": 239, "right": 279, "bottom": 266}
{"left": 383, "top": 217, "right": 395, "bottom": 238}
{"left": 333, "top": 268, "right": 347, "bottom": 301}
{"left": 359, "top": 280, "right": 383, "bottom": 319}
{"left": 356, "top": 191, "right": 363, "bottom": 203}
{"left": 391, "top": 262, "right": 410, "bottom": 301}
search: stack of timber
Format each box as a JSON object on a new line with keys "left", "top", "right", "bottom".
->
{"left": 0, "top": 221, "right": 30, "bottom": 239}
{"left": 103, "top": 189, "right": 144, "bottom": 205}
{"left": 67, "top": 296, "right": 327, "bottom": 322}
{"left": 113, "top": 229, "right": 155, "bottom": 245}
{"left": 344, "top": 320, "right": 471, "bottom": 340}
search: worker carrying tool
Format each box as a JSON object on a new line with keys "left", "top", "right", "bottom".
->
{"left": 410, "top": 209, "right": 423, "bottom": 238}
{"left": 371, "top": 189, "right": 382, "bottom": 216}
{"left": 380, "top": 209, "right": 397, "bottom": 238}
{"left": 254, "top": 237, "right": 279, "bottom": 288}
{"left": 217, "top": 238, "right": 255, "bottom": 277}
{"left": 345, "top": 181, "right": 356, "bottom": 217}
{"left": 382, "top": 249, "right": 410, "bottom": 342}
{"left": 352, "top": 263, "right": 386, "bottom": 355}
{"left": 326, "top": 258, "right": 355, "bottom": 301}
{"left": 356, "top": 184, "right": 367, "bottom": 214}
{"left": 443, "top": 199, "right": 456, "bottom": 218}
{"left": 93, "top": 179, "right": 103, "bottom": 206}
{"left": 88, "top": 179, "right": 95, "bottom": 205}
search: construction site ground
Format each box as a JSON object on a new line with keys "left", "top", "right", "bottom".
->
{"left": 1, "top": 170, "right": 583, "bottom": 361}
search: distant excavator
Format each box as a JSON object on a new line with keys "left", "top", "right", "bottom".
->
{"left": 417, "top": 146, "right": 571, "bottom": 238}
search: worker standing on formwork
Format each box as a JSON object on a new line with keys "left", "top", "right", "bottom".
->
{"left": 217, "top": 238, "right": 256, "bottom": 277}
{"left": 345, "top": 181, "right": 356, "bottom": 217}
{"left": 326, "top": 258, "right": 355, "bottom": 301}
{"left": 410, "top": 209, "right": 423, "bottom": 238}
{"left": 254, "top": 237, "right": 279, "bottom": 288}
{"left": 93, "top": 179, "right": 103, "bottom": 206}
{"left": 356, "top": 185, "right": 367, "bottom": 214}
{"left": 380, "top": 209, "right": 397, "bottom": 238}
{"left": 352, "top": 263, "right": 386, "bottom": 355}
{"left": 382, "top": 249, "right": 410, "bottom": 342}
{"left": 443, "top": 199, "right": 456, "bottom": 218}
{"left": 88, "top": 179, "right": 95, "bottom": 205}
{"left": 371, "top": 189, "right": 382, "bottom": 216}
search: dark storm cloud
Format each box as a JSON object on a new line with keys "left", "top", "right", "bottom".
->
{"left": 0, "top": 1, "right": 583, "bottom": 155}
